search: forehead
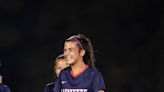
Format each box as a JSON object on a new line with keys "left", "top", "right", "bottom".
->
{"left": 64, "top": 41, "right": 78, "bottom": 48}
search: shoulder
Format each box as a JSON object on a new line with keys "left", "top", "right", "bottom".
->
{"left": 0, "top": 84, "right": 11, "bottom": 91}
{"left": 44, "top": 82, "right": 55, "bottom": 92}
{"left": 45, "top": 82, "right": 55, "bottom": 87}
{"left": 0, "top": 84, "right": 10, "bottom": 88}
{"left": 60, "top": 67, "right": 70, "bottom": 75}
{"left": 87, "top": 67, "right": 103, "bottom": 76}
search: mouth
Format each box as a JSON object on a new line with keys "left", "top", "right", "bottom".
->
{"left": 65, "top": 55, "right": 72, "bottom": 61}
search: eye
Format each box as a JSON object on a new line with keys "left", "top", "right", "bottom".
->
{"left": 63, "top": 49, "right": 66, "bottom": 52}
{"left": 68, "top": 48, "right": 73, "bottom": 52}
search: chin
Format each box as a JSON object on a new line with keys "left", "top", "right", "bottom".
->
{"left": 67, "top": 61, "right": 74, "bottom": 65}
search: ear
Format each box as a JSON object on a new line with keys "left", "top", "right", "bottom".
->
{"left": 80, "top": 49, "right": 85, "bottom": 57}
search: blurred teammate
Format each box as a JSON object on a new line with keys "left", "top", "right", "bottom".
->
{"left": 44, "top": 54, "right": 69, "bottom": 92}
{"left": 0, "top": 75, "right": 11, "bottom": 92}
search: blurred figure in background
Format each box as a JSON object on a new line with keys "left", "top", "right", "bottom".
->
{"left": 0, "top": 75, "right": 11, "bottom": 92}
{"left": 44, "top": 54, "right": 69, "bottom": 92}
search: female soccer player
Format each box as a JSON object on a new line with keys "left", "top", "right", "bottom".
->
{"left": 44, "top": 54, "right": 69, "bottom": 92}
{"left": 53, "top": 34, "right": 106, "bottom": 92}
{"left": 0, "top": 75, "right": 11, "bottom": 92}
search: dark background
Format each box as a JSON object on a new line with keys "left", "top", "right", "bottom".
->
{"left": 0, "top": 0, "right": 164, "bottom": 92}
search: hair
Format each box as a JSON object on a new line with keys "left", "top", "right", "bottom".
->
{"left": 55, "top": 54, "right": 65, "bottom": 63}
{"left": 53, "top": 54, "right": 65, "bottom": 74}
{"left": 65, "top": 34, "right": 95, "bottom": 67}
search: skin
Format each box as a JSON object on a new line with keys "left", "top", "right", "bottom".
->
{"left": 0, "top": 75, "right": 2, "bottom": 84}
{"left": 55, "top": 59, "right": 68, "bottom": 77}
{"left": 64, "top": 41, "right": 86, "bottom": 75}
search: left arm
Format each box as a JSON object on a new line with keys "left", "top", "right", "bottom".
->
{"left": 93, "top": 71, "right": 106, "bottom": 92}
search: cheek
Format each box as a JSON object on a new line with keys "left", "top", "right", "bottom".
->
{"left": 56, "top": 69, "right": 62, "bottom": 75}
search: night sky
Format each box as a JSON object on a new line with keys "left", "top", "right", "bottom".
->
{"left": 0, "top": 0, "right": 164, "bottom": 92}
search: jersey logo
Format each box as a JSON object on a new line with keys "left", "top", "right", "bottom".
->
{"left": 61, "top": 89, "right": 88, "bottom": 92}
{"left": 61, "top": 81, "right": 67, "bottom": 84}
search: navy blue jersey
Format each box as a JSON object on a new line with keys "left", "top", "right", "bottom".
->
{"left": 53, "top": 66, "right": 106, "bottom": 92}
{"left": 0, "top": 84, "right": 11, "bottom": 92}
{"left": 44, "top": 82, "right": 55, "bottom": 92}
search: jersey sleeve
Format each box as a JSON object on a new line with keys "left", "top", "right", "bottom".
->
{"left": 43, "top": 85, "right": 48, "bottom": 92}
{"left": 3, "top": 85, "right": 11, "bottom": 92}
{"left": 93, "top": 71, "right": 107, "bottom": 92}
{"left": 53, "top": 73, "right": 62, "bottom": 92}
{"left": 44, "top": 83, "right": 54, "bottom": 92}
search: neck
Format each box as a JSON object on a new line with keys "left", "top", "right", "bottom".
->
{"left": 71, "top": 60, "right": 87, "bottom": 75}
